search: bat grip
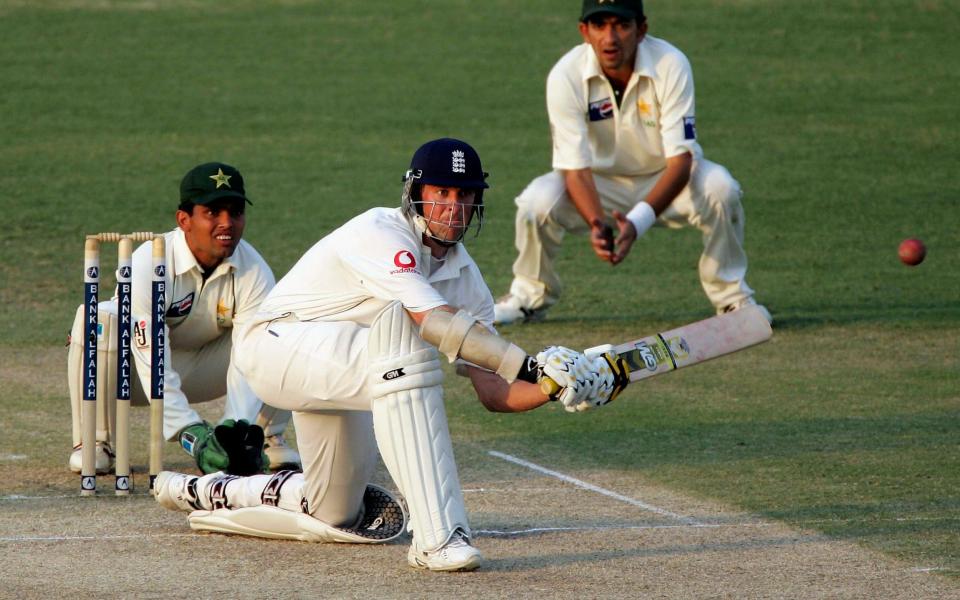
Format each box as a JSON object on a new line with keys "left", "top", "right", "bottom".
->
{"left": 539, "top": 376, "right": 561, "bottom": 398}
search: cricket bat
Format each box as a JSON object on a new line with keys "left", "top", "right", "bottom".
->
{"left": 541, "top": 305, "right": 772, "bottom": 395}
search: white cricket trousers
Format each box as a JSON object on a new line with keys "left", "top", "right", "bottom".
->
{"left": 508, "top": 159, "right": 756, "bottom": 311}
{"left": 234, "top": 319, "right": 379, "bottom": 528}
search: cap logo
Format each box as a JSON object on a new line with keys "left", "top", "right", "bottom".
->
{"left": 209, "top": 168, "right": 232, "bottom": 189}
{"left": 452, "top": 150, "right": 465, "bottom": 174}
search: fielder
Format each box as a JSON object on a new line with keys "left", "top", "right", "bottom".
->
{"left": 153, "top": 139, "right": 627, "bottom": 572}
{"left": 495, "top": 0, "right": 770, "bottom": 325}
{"left": 67, "top": 162, "right": 300, "bottom": 476}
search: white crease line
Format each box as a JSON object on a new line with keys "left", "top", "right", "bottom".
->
{"left": 1, "top": 533, "right": 195, "bottom": 542}
{"left": 488, "top": 450, "right": 701, "bottom": 525}
{"left": 463, "top": 487, "right": 572, "bottom": 494}
{"left": 1, "top": 494, "right": 152, "bottom": 501}
{"left": 476, "top": 522, "right": 771, "bottom": 537}
{"left": 1, "top": 454, "right": 27, "bottom": 460}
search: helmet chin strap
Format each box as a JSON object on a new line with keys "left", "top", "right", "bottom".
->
{"left": 412, "top": 212, "right": 464, "bottom": 247}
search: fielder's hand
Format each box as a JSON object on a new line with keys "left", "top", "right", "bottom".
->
{"left": 589, "top": 219, "right": 616, "bottom": 264}
{"left": 535, "top": 345, "right": 598, "bottom": 412}
{"left": 609, "top": 211, "right": 637, "bottom": 265}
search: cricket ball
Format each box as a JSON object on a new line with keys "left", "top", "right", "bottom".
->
{"left": 898, "top": 238, "right": 926, "bottom": 266}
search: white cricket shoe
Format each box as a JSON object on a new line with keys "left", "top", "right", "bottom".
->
{"left": 68, "top": 442, "right": 115, "bottom": 474}
{"left": 263, "top": 434, "right": 301, "bottom": 471}
{"left": 719, "top": 297, "right": 773, "bottom": 325}
{"left": 154, "top": 471, "right": 204, "bottom": 512}
{"left": 407, "top": 528, "right": 483, "bottom": 572}
{"left": 493, "top": 294, "right": 548, "bottom": 326}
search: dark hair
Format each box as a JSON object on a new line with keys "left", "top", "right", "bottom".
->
{"left": 178, "top": 201, "right": 195, "bottom": 214}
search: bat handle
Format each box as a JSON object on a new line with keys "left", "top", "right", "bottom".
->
{"left": 540, "top": 376, "right": 561, "bottom": 398}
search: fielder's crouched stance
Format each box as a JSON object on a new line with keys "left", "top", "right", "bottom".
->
{"left": 66, "top": 162, "right": 300, "bottom": 476}
{"left": 154, "top": 139, "right": 627, "bottom": 572}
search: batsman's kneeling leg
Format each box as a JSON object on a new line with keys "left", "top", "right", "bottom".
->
{"left": 188, "top": 483, "right": 406, "bottom": 544}
{"left": 368, "top": 302, "right": 472, "bottom": 552}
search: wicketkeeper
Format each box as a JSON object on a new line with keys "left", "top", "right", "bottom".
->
{"left": 67, "top": 162, "right": 300, "bottom": 476}
{"left": 153, "top": 140, "right": 627, "bottom": 572}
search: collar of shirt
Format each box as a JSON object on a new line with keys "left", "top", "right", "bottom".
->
{"left": 423, "top": 243, "right": 470, "bottom": 283}
{"left": 170, "top": 228, "right": 237, "bottom": 280}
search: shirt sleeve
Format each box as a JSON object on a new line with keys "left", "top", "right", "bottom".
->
{"left": 656, "top": 50, "right": 698, "bottom": 158}
{"left": 227, "top": 247, "right": 276, "bottom": 413}
{"left": 231, "top": 247, "right": 276, "bottom": 328}
{"left": 339, "top": 223, "right": 447, "bottom": 312}
{"left": 548, "top": 62, "right": 593, "bottom": 171}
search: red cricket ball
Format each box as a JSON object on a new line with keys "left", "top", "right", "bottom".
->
{"left": 898, "top": 238, "right": 926, "bottom": 266}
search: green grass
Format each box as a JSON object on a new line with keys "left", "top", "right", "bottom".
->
{"left": 1, "top": 0, "right": 958, "bottom": 578}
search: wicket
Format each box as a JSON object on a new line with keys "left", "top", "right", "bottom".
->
{"left": 81, "top": 232, "right": 166, "bottom": 496}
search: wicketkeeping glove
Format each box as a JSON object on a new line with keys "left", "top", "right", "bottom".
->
{"left": 179, "top": 420, "right": 268, "bottom": 475}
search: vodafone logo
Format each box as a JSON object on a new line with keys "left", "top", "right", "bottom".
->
{"left": 394, "top": 250, "right": 416, "bottom": 268}
{"left": 391, "top": 250, "right": 419, "bottom": 275}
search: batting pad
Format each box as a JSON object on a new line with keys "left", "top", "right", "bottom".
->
{"left": 368, "top": 302, "right": 470, "bottom": 551}
{"left": 188, "top": 484, "right": 406, "bottom": 544}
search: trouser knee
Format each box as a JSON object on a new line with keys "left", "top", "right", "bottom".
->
{"left": 701, "top": 166, "right": 743, "bottom": 215}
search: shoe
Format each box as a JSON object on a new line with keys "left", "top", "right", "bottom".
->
{"left": 154, "top": 471, "right": 204, "bottom": 511}
{"left": 68, "top": 442, "right": 115, "bottom": 474}
{"left": 719, "top": 297, "right": 773, "bottom": 325}
{"left": 493, "top": 294, "right": 548, "bottom": 326}
{"left": 263, "top": 434, "right": 302, "bottom": 471}
{"left": 407, "top": 528, "right": 483, "bottom": 572}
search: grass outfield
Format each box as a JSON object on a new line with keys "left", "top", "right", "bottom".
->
{"left": 1, "top": 0, "right": 958, "bottom": 583}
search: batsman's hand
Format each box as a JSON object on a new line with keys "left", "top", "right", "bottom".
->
{"left": 535, "top": 346, "right": 598, "bottom": 412}
{"left": 586, "top": 352, "right": 631, "bottom": 409}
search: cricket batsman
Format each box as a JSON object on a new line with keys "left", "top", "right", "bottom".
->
{"left": 153, "top": 139, "right": 628, "bottom": 572}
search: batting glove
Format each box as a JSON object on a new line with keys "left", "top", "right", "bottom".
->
{"left": 535, "top": 345, "right": 598, "bottom": 412}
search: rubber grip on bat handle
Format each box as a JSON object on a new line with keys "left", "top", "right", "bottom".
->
{"left": 540, "top": 376, "right": 561, "bottom": 398}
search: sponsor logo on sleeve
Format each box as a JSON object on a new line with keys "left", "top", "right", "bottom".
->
{"left": 683, "top": 116, "right": 697, "bottom": 140}
{"left": 390, "top": 250, "right": 420, "bottom": 275}
{"left": 588, "top": 97, "right": 614, "bottom": 122}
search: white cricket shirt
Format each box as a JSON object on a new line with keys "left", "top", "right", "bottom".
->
{"left": 257, "top": 207, "right": 495, "bottom": 328}
{"left": 548, "top": 35, "right": 704, "bottom": 176}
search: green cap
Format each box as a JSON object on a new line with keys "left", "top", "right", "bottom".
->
{"left": 581, "top": 0, "right": 643, "bottom": 21}
{"left": 179, "top": 162, "right": 251, "bottom": 206}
